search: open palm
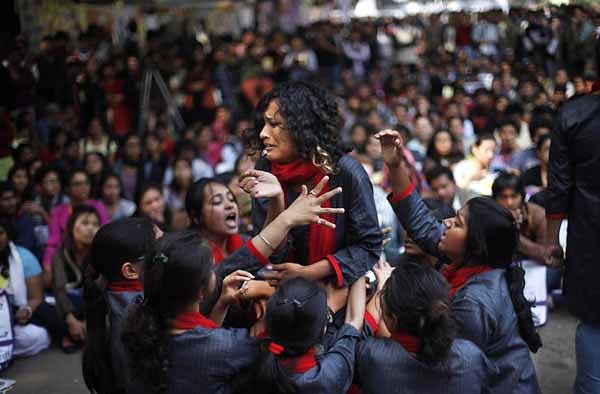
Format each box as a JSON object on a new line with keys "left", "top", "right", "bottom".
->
{"left": 239, "top": 170, "right": 283, "bottom": 199}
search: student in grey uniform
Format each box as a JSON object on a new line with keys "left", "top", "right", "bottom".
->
{"left": 235, "top": 276, "right": 366, "bottom": 394}
{"left": 376, "top": 129, "right": 542, "bottom": 394}
{"left": 82, "top": 217, "right": 156, "bottom": 394}
{"left": 356, "top": 261, "right": 496, "bottom": 394}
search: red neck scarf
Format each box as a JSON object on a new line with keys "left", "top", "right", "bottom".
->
{"left": 209, "top": 234, "right": 245, "bottom": 265}
{"left": 271, "top": 160, "right": 336, "bottom": 264}
{"left": 442, "top": 264, "right": 492, "bottom": 297}
{"left": 107, "top": 280, "right": 143, "bottom": 293}
{"left": 173, "top": 311, "right": 218, "bottom": 330}
{"left": 281, "top": 347, "right": 318, "bottom": 374}
{"left": 390, "top": 331, "right": 422, "bottom": 354}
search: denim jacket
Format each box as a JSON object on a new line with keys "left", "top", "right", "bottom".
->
{"left": 107, "top": 290, "right": 142, "bottom": 393}
{"left": 389, "top": 187, "right": 541, "bottom": 394}
{"left": 356, "top": 337, "right": 496, "bottom": 394}
{"left": 292, "top": 324, "right": 360, "bottom": 394}
{"left": 251, "top": 155, "right": 383, "bottom": 287}
{"left": 163, "top": 327, "right": 258, "bottom": 394}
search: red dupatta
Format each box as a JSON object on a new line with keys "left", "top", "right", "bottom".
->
{"left": 209, "top": 234, "right": 245, "bottom": 265}
{"left": 281, "top": 347, "right": 318, "bottom": 373}
{"left": 107, "top": 280, "right": 143, "bottom": 292}
{"left": 442, "top": 264, "right": 492, "bottom": 297}
{"left": 173, "top": 311, "right": 218, "bottom": 330}
{"left": 390, "top": 331, "right": 422, "bottom": 354}
{"left": 270, "top": 160, "right": 336, "bottom": 265}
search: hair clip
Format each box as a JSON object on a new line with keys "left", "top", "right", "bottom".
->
{"left": 154, "top": 253, "right": 169, "bottom": 265}
{"left": 268, "top": 341, "right": 285, "bottom": 355}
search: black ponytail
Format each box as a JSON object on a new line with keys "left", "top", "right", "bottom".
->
{"left": 464, "top": 198, "right": 542, "bottom": 353}
{"left": 122, "top": 302, "right": 171, "bottom": 393}
{"left": 235, "top": 344, "right": 298, "bottom": 394}
{"left": 506, "top": 265, "right": 542, "bottom": 352}
{"left": 122, "top": 231, "right": 214, "bottom": 393}
{"left": 82, "top": 265, "right": 113, "bottom": 394}
{"left": 382, "top": 262, "right": 454, "bottom": 364}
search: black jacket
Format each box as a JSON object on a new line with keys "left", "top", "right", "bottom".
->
{"left": 542, "top": 93, "right": 600, "bottom": 325}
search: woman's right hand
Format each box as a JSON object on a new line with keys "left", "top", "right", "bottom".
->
{"left": 280, "top": 176, "right": 344, "bottom": 228}
{"left": 374, "top": 129, "right": 405, "bottom": 168}
{"left": 239, "top": 170, "right": 283, "bottom": 199}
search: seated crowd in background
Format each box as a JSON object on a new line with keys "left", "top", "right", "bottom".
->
{"left": 0, "top": 4, "right": 596, "bottom": 379}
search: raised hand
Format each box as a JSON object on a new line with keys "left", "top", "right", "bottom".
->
{"left": 373, "top": 261, "right": 395, "bottom": 292}
{"left": 239, "top": 170, "right": 283, "bottom": 199}
{"left": 280, "top": 176, "right": 344, "bottom": 228}
{"left": 374, "top": 129, "right": 405, "bottom": 168}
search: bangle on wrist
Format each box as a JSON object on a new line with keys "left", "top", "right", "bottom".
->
{"left": 258, "top": 234, "right": 276, "bottom": 251}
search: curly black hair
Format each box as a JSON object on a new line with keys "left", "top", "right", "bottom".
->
{"left": 244, "top": 81, "right": 347, "bottom": 174}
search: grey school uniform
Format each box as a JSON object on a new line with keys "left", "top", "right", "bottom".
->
{"left": 291, "top": 324, "right": 360, "bottom": 394}
{"left": 389, "top": 189, "right": 541, "bottom": 394}
{"left": 356, "top": 337, "right": 496, "bottom": 394}
{"left": 165, "top": 327, "right": 258, "bottom": 394}
{"left": 107, "top": 290, "right": 142, "bottom": 393}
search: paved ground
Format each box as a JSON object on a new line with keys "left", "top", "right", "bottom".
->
{"left": 1, "top": 306, "right": 578, "bottom": 394}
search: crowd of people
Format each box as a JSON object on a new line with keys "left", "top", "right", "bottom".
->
{"left": 1, "top": 3, "right": 599, "bottom": 393}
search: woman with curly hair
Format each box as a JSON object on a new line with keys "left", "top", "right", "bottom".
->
{"left": 241, "top": 81, "right": 382, "bottom": 288}
{"left": 375, "top": 129, "right": 541, "bottom": 394}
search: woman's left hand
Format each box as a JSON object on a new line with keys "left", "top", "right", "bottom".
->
{"left": 265, "top": 262, "right": 307, "bottom": 283}
{"left": 239, "top": 170, "right": 284, "bottom": 199}
{"left": 373, "top": 261, "right": 394, "bottom": 292}
{"left": 220, "top": 270, "right": 255, "bottom": 305}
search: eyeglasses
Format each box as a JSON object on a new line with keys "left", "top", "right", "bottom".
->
{"left": 70, "top": 180, "right": 90, "bottom": 187}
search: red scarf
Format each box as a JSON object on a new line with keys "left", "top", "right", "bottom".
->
{"left": 390, "top": 331, "right": 422, "bottom": 354}
{"left": 209, "top": 234, "right": 245, "bottom": 265}
{"left": 173, "top": 311, "right": 218, "bottom": 330}
{"left": 281, "top": 347, "right": 318, "bottom": 373}
{"left": 442, "top": 264, "right": 492, "bottom": 297}
{"left": 107, "top": 280, "right": 143, "bottom": 292}
{"left": 271, "top": 160, "right": 336, "bottom": 264}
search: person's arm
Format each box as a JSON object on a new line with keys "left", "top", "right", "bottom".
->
{"left": 543, "top": 108, "right": 570, "bottom": 267}
{"left": 345, "top": 277, "right": 366, "bottom": 330}
{"left": 216, "top": 178, "right": 343, "bottom": 278}
{"left": 375, "top": 130, "right": 445, "bottom": 258}
{"left": 518, "top": 205, "right": 547, "bottom": 264}
{"left": 326, "top": 161, "right": 384, "bottom": 288}
{"left": 451, "top": 295, "right": 494, "bottom": 350}
{"left": 365, "top": 261, "right": 394, "bottom": 338}
{"left": 51, "top": 253, "right": 75, "bottom": 320}
{"left": 270, "top": 159, "right": 383, "bottom": 287}
{"left": 25, "top": 274, "right": 43, "bottom": 309}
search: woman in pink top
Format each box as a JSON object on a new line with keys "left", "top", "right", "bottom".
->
{"left": 43, "top": 169, "right": 108, "bottom": 287}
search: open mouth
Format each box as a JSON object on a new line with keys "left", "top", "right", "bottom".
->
{"left": 225, "top": 212, "right": 238, "bottom": 228}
